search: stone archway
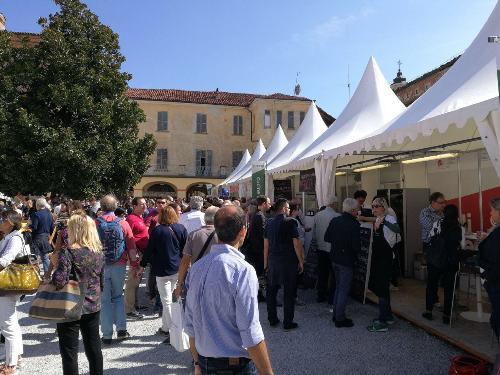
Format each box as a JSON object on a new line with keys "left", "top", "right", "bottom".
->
{"left": 186, "top": 182, "right": 214, "bottom": 198}
{"left": 143, "top": 182, "right": 177, "bottom": 198}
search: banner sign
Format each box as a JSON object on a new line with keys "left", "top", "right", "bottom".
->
{"left": 350, "top": 222, "right": 373, "bottom": 304}
{"left": 251, "top": 162, "right": 266, "bottom": 198}
{"left": 273, "top": 179, "right": 292, "bottom": 200}
{"left": 299, "top": 168, "right": 316, "bottom": 193}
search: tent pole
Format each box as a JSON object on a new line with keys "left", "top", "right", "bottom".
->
{"left": 302, "top": 192, "right": 306, "bottom": 214}
{"left": 345, "top": 172, "right": 349, "bottom": 199}
{"left": 457, "top": 156, "right": 462, "bottom": 219}
{"left": 478, "top": 151, "right": 484, "bottom": 232}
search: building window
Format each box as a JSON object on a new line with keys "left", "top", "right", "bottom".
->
{"left": 300, "top": 111, "right": 305, "bottom": 125}
{"left": 196, "top": 113, "right": 207, "bottom": 133}
{"left": 232, "top": 151, "right": 243, "bottom": 170}
{"left": 264, "top": 110, "right": 271, "bottom": 128}
{"left": 156, "top": 149, "right": 168, "bottom": 170}
{"left": 415, "top": 89, "right": 419, "bottom": 95}
{"left": 233, "top": 115, "right": 243, "bottom": 135}
{"left": 288, "top": 111, "right": 295, "bottom": 129}
{"left": 276, "top": 110, "right": 282, "bottom": 127}
{"left": 157, "top": 111, "right": 168, "bottom": 131}
{"left": 196, "top": 149, "right": 212, "bottom": 176}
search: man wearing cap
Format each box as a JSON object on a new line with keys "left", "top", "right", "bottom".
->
{"left": 313, "top": 194, "right": 340, "bottom": 304}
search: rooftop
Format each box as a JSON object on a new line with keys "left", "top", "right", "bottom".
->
{"left": 126, "top": 88, "right": 335, "bottom": 125}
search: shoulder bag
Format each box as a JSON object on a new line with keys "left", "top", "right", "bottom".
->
{"left": 0, "top": 235, "right": 41, "bottom": 295}
{"left": 29, "top": 249, "right": 87, "bottom": 323}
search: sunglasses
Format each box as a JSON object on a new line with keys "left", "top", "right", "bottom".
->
{"left": 157, "top": 201, "right": 167, "bottom": 204}
{"left": 372, "top": 205, "right": 382, "bottom": 209}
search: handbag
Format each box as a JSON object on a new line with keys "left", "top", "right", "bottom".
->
{"left": 169, "top": 300, "right": 190, "bottom": 352}
{"left": 0, "top": 235, "right": 41, "bottom": 295}
{"left": 29, "top": 249, "right": 87, "bottom": 323}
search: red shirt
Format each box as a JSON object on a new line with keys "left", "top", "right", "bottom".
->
{"left": 126, "top": 213, "right": 150, "bottom": 252}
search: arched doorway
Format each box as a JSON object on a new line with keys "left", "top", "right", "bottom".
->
{"left": 186, "top": 183, "right": 213, "bottom": 198}
{"left": 144, "top": 183, "right": 177, "bottom": 198}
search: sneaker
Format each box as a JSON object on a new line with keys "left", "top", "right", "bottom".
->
{"left": 269, "top": 319, "right": 280, "bottom": 327}
{"left": 422, "top": 311, "right": 433, "bottom": 321}
{"left": 335, "top": 319, "right": 354, "bottom": 328}
{"left": 157, "top": 328, "right": 169, "bottom": 336}
{"left": 101, "top": 337, "right": 112, "bottom": 345}
{"left": 283, "top": 322, "right": 298, "bottom": 331}
{"left": 16, "top": 356, "right": 24, "bottom": 369}
{"left": 367, "top": 320, "right": 388, "bottom": 332}
{"left": 116, "top": 330, "right": 131, "bottom": 341}
{"left": 126, "top": 311, "right": 144, "bottom": 319}
{"left": 135, "top": 305, "right": 149, "bottom": 311}
{"left": 374, "top": 318, "right": 395, "bottom": 325}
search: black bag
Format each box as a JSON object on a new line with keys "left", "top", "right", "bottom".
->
{"left": 425, "top": 234, "right": 448, "bottom": 270}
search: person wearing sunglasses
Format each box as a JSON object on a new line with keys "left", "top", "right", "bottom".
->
{"left": 367, "top": 198, "right": 401, "bottom": 332}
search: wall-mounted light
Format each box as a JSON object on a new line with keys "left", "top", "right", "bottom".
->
{"left": 353, "top": 163, "right": 390, "bottom": 173}
{"left": 402, "top": 153, "right": 458, "bottom": 164}
{"left": 335, "top": 171, "right": 346, "bottom": 176}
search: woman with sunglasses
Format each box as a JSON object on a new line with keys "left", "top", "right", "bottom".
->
{"left": 0, "top": 210, "right": 26, "bottom": 375}
{"left": 367, "top": 197, "right": 401, "bottom": 333}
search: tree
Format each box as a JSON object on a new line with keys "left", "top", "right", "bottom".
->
{"left": 0, "top": 0, "right": 155, "bottom": 199}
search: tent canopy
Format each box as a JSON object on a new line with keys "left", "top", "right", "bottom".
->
{"left": 322, "top": 1, "right": 500, "bottom": 162}
{"left": 267, "top": 102, "right": 328, "bottom": 174}
{"left": 221, "top": 149, "right": 250, "bottom": 185}
{"left": 290, "top": 56, "right": 405, "bottom": 171}
{"left": 238, "top": 125, "right": 289, "bottom": 183}
{"left": 226, "top": 139, "right": 266, "bottom": 184}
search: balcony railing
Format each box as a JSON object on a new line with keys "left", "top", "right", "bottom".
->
{"left": 147, "top": 165, "right": 229, "bottom": 178}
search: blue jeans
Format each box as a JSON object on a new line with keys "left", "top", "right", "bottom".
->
{"left": 40, "top": 253, "right": 50, "bottom": 274}
{"left": 332, "top": 262, "right": 353, "bottom": 321}
{"left": 198, "top": 355, "right": 258, "bottom": 375}
{"left": 378, "top": 296, "right": 394, "bottom": 322}
{"left": 100, "top": 264, "right": 127, "bottom": 339}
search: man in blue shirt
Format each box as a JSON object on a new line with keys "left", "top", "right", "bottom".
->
{"left": 264, "top": 198, "right": 304, "bottom": 331}
{"left": 29, "top": 197, "right": 54, "bottom": 273}
{"left": 184, "top": 205, "right": 274, "bottom": 375}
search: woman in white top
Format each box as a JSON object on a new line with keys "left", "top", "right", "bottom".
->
{"left": 0, "top": 210, "right": 27, "bottom": 375}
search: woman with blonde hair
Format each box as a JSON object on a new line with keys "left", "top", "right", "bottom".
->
{"left": 367, "top": 197, "right": 401, "bottom": 332}
{"left": 51, "top": 212, "right": 104, "bottom": 375}
{"left": 141, "top": 206, "right": 187, "bottom": 343}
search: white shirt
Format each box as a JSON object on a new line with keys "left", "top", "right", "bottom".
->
{"left": 179, "top": 210, "right": 206, "bottom": 234}
{"left": 0, "top": 230, "right": 27, "bottom": 269}
{"left": 312, "top": 207, "right": 340, "bottom": 253}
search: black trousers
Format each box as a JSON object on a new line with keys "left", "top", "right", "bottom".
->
{"left": 425, "top": 264, "right": 456, "bottom": 316}
{"left": 317, "top": 251, "right": 334, "bottom": 303}
{"left": 56, "top": 311, "right": 103, "bottom": 375}
{"left": 267, "top": 266, "right": 297, "bottom": 325}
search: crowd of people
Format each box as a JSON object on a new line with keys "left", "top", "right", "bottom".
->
{"left": 0, "top": 190, "right": 498, "bottom": 374}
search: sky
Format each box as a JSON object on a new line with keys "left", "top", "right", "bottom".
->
{"left": 1, "top": 0, "right": 497, "bottom": 117}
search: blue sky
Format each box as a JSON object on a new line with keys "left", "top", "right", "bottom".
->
{"left": 1, "top": 0, "right": 497, "bottom": 116}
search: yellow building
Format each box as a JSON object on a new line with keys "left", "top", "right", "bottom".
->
{"left": 127, "top": 88, "right": 334, "bottom": 199}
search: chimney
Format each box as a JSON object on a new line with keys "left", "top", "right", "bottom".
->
{"left": 0, "top": 13, "right": 5, "bottom": 31}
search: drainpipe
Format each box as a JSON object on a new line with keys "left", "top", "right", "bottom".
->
{"left": 246, "top": 108, "right": 256, "bottom": 142}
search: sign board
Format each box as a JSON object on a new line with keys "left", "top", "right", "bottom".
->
{"left": 273, "top": 179, "right": 292, "bottom": 200}
{"left": 299, "top": 168, "right": 316, "bottom": 193}
{"left": 251, "top": 162, "right": 266, "bottom": 198}
{"left": 350, "top": 222, "right": 373, "bottom": 304}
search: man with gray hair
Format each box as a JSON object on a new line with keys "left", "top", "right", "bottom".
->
{"left": 179, "top": 196, "right": 206, "bottom": 234}
{"left": 313, "top": 194, "right": 340, "bottom": 304}
{"left": 29, "top": 197, "right": 54, "bottom": 273}
{"left": 324, "top": 197, "right": 360, "bottom": 328}
{"left": 174, "top": 206, "right": 219, "bottom": 299}
{"left": 97, "top": 194, "right": 139, "bottom": 344}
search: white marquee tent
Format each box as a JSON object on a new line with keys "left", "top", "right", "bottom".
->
{"left": 226, "top": 139, "right": 266, "bottom": 185}
{"left": 221, "top": 149, "right": 250, "bottom": 186}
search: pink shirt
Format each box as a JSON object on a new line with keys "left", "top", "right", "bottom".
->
{"left": 126, "top": 213, "right": 150, "bottom": 252}
{"left": 100, "top": 213, "right": 139, "bottom": 266}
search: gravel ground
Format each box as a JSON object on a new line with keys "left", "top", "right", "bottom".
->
{"left": 13, "top": 288, "right": 462, "bottom": 375}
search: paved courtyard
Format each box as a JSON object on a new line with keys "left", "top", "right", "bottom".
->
{"left": 13, "top": 288, "right": 462, "bottom": 375}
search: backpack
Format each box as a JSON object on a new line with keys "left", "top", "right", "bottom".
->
{"left": 96, "top": 217, "right": 125, "bottom": 265}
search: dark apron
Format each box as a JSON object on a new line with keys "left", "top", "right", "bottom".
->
{"left": 369, "top": 224, "right": 393, "bottom": 298}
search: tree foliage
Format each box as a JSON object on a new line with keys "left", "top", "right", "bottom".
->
{"left": 0, "top": 0, "right": 155, "bottom": 199}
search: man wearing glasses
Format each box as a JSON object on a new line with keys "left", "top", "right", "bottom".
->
{"left": 419, "top": 192, "right": 446, "bottom": 251}
{"left": 145, "top": 196, "right": 173, "bottom": 234}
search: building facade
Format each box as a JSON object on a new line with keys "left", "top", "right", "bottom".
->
{"left": 127, "top": 89, "right": 334, "bottom": 198}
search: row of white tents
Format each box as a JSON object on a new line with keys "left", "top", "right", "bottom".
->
{"left": 221, "top": 1, "right": 500, "bottom": 206}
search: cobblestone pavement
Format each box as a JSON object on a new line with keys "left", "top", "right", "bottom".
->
{"left": 15, "top": 289, "right": 461, "bottom": 375}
